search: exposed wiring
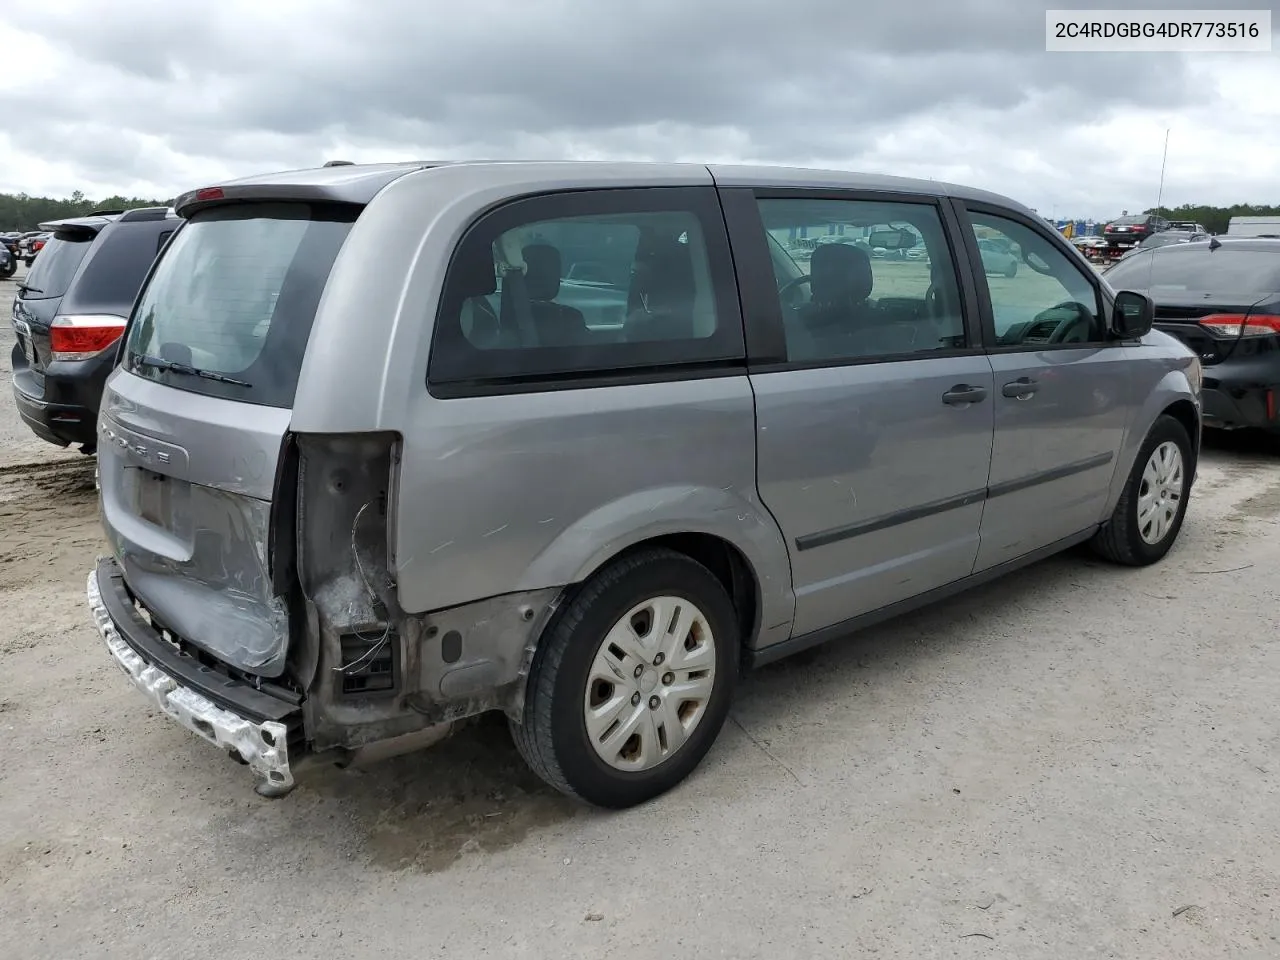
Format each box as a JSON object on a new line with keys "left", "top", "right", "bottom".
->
{"left": 349, "top": 500, "right": 381, "bottom": 607}
{"left": 333, "top": 499, "right": 391, "bottom": 675}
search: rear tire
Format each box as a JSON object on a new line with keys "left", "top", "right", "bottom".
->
{"left": 511, "top": 548, "right": 739, "bottom": 808}
{"left": 1090, "top": 414, "right": 1192, "bottom": 566}
{"left": 1004, "top": 260, "right": 1018, "bottom": 278}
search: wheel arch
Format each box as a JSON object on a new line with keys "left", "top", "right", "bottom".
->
{"left": 1160, "top": 397, "right": 1201, "bottom": 484}
{"left": 1104, "top": 372, "right": 1201, "bottom": 518}
{"left": 515, "top": 484, "right": 796, "bottom": 654}
{"left": 605, "top": 532, "right": 763, "bottom": 663}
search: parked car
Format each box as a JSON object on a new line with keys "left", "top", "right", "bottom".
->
{"left": 87, "top": 161, "right": 1200, "bottom": 808}
{"left": 977, "top": 237, "right": 1018, "bottom": 277}
{"left": 10, "top": 207, "right": 179, "bottom": 453}
{"left": 0, "top": 241, "right": 11, "bottom": 279}
{"left": 19, "top": 231, "right": 50, "bottom": 265}
{"left": 1112, "top": 229, "right": 1210, "bottom": 264}
{"left": 1, "top": 232, "right": 20, "bottom": 277}
{"left": 1168, "top": 220, "right": 1209, "bottom": 234}
{"left": 1105, "top": 237, "right": 1280, "bottom": 435}
{"left": 1102, "top": 213, "right": 1170, "bottom": 262}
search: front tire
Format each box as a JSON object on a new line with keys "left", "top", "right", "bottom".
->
{"left": 1004, "top": 260, "right": 1018, "bottom": 278}
{"left": 511, "top": 548, "right": 740, "bottom": 808}
{"left": 1090, "top": 414, "right": 1192, "bottom": 565}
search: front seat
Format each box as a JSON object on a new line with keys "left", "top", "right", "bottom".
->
{"left": 798, "top": 242, "right": 877, "bottom": 354}
{"left": 503, "top": 243, "right": 590, "bottom": 347}
{"left": 623, "top": 234, "right": 698, "bottom": 342}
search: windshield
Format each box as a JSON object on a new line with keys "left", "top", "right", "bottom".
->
{"left": 1107, "top": 247, "right": 1280, "bottom": 295}
{"left": 21, "top": 233, "right": 95, "bottom": 299}
{"left": 122, "top": 202, "right": 356, "bottom": 408}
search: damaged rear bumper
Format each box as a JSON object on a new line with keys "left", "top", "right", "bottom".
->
{"left": 87, "top": 558, "right": 303, "bottom": 796}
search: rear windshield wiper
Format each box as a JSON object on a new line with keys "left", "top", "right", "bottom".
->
{"left": 133, "top": 354, "right": 251, "bottom": 387}
{"left": 17, "top": 283, "right": 43, "bottom": 294}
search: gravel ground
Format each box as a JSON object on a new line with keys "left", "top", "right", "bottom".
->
{"left": 2, "top": 270, "right": 1280, "bottom": 959}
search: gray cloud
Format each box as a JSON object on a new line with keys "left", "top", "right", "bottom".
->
{"left": 1, "top": 0, "right": 1275, "bottom": 217}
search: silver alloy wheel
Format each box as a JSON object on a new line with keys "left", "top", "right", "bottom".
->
{"left": 1137, "top": 440, "right": 1184, "bottom": 545}
{"left": 584, "top": 595, "right": 717, "bottom": 772}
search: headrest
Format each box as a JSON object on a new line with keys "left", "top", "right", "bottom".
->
{"left": 632, "top": 236, "right": 695, "bottom": 311}
{"left": 810, "top": 242, "right": 872, "bottom": 304}
{"left": 454, "top": 245, "right": 497, "bottom": 298}
{"left": 522, "top": 243, "right": 562, "bottom": 301}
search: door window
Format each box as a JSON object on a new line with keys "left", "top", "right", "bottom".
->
{"left": 966, "top": 211, "right": 1104, "bottom": 346}
{"left": 754, "top": 198, "right": 968, "bottom": 363}
{"left": 430, "top": 187, "right": 742, "bottom": 388}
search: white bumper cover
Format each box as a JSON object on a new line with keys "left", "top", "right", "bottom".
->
{"left": 87, "top": 569, "right": 295, "bottom": 795}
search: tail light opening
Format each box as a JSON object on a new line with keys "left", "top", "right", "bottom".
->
{"left": 1197, "top": 314, "right": 1280, "bottom": 338}
{"left": 50, "top": 315, "right": 128, "bottom": 361}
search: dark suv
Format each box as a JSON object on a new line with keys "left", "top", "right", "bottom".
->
{"left": 1, "top": 234, "right": 19, "bottom": 277}
{"left": 10, "top": 207, "right": 179, "bottom": 452}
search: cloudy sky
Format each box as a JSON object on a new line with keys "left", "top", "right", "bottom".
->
{"left": 1, "top": 0, "right": 1276, "bottom": 219}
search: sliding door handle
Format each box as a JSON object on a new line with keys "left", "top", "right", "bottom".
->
{"left": 942, "top": 384, "right": 988, "bottom": 405}
{"left": 1002, "top": 377, "right": 1039, "bottom": 399}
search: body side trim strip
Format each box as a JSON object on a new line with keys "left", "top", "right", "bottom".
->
{"left": 794, "top": 452, "right": 1115, "bottom": 550}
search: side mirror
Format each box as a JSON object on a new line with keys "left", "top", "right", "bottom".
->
{"left": 1112, "top": 290, "right": 1154, "bottom": 338}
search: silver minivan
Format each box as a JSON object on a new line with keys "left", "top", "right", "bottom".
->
{"left": 87, "top": 161, "right": 1201, "bottom": 808}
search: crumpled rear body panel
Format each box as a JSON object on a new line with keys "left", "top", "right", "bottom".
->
{"left": 97, "top": 370, "right": 293, "bottom": 676}
{"left": 103, "top": 477, "right": 290, "bottom": 674}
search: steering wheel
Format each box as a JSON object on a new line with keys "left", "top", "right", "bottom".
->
{"left": 1044, "top": 300, "right": 1095, "bottom": 344}
{"left": 778, "top": 273, "right": 812, "bottom": 301}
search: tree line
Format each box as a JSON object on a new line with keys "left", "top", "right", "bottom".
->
{"left": 1146, "top": 202, "right": 1280, "bottom": 235}
{"left": 0, "top": 190, "right": 173, "bottom": 231}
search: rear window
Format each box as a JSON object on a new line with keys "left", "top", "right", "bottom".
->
{"left": 122, "top": 202, "right": 356, "bottom": 408}
{"left": 60, "top": 221, "right": 171, "bottom": 315}
{"left": 1110, "top": 216, "right": 1147, "bottom": 226}
{"left": 21, "top": 233, "right": 95, "bottom": 300}
{"left": 1107, "top": 247, "right": 1280, "bottom": 295}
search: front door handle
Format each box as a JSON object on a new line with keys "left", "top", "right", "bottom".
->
{"left": 942, "top": 384, "right": 988, "bottom": 405}
{"left": 1002, "top": 377, "right": 1039, "bottom": 399}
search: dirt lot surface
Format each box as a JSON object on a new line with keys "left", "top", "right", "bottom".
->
{"left": 3, "top": 269, "right": 1280, "bottom": 959}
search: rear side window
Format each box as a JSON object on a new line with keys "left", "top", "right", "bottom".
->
{"left": 60, "top": 221, "right": 172, "bottom": 316}
{"left": 123, "top": 202, "right": 356, "bottom": 408}
{"left": 428, "top": 186, "right": 744, "bottom": 390}
{"left": 22, "top": 233, "right": 95, "bottom": 300}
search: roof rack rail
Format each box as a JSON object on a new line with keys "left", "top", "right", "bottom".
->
{"left": 323, "top": 160, "right": 355, "bottom": 167}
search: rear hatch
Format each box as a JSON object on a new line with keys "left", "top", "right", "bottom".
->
{"left": 11, "top": 224, "right": 103, "bottom": 385}
{"left": 99, "top": 201, "right": 356, "bottom": 677}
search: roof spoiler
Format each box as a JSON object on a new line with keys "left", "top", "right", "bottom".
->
{"left": 117, "top": 206, "right": 179, "bottom": 223}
